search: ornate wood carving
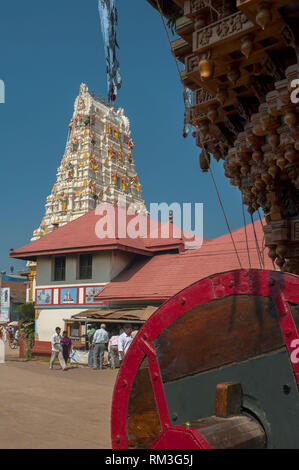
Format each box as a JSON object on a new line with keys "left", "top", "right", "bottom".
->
{"left": 147, "top": 0, "right": 299, "bottom": 274}
{"left": 194, "top": 12, "right": 253, "bottom": 51}
{"left": 194, "top": 88, "right": 214, "bottom": 105}
{"left": 261, "top": 51, "right": 286, "bottom": 82}
{"left": 185, "top": 53, "right": 199, "bottom": 73}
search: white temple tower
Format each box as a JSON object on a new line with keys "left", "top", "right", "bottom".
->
{"left": 32, "top": 83, "right": 146, "bottom": 240}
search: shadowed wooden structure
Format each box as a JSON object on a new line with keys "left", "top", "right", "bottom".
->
{"left": 111, "top": 269, "right": 299, "bottom": 449}
{"left": 146, "top": 0, "right": 299, "bottom": 275}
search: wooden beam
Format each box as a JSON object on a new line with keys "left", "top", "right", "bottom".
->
{"left": 189, "top": 415, "right": 267, "bottom": 449}
{"left": 215, "top": 382, "right": 242, "bottom": 417}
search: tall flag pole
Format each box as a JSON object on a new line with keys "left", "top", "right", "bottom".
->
{"left": 98, "top": 0, "right": 122, "bottom": 102}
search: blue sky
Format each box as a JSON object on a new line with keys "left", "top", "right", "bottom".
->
{"left": 0, "top": 0, "right": 258, "bottom": 273}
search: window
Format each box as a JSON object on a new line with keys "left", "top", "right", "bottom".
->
{"left": 54, "top": 257, "right": 66, "bottom": 281}
{"left": 79, "top": 254, "right": 92, "bottom": 279}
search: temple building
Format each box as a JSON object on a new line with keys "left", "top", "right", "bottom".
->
{"left": 26, "top": 83, "right": 147, "bottom": 302}
{"left": 10, "top": 204, "right": 271, "bottom": 357}
{"left": 10, "top": 206, "right": 189, "bottom": 354}
{"left": 32, "top": 83, "right": 146, "bottom": 241}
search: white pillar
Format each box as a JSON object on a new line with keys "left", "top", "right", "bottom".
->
{"left": 0, "top": 339, "right": 5, "bottom": 364}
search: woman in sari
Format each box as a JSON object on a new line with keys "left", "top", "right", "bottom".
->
{"left": 61, "top": 330, "right": 72, "bottom": 365}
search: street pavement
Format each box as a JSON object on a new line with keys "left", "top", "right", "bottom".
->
{"left": 0, "top": 343, "right": 118, "bottom": 449}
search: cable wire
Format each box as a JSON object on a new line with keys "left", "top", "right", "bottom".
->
{"left": 250, "top": 214, "right": 263, "bottom": 269}
{"left": 241, "top": 198, "right": 251, "bottom": 268}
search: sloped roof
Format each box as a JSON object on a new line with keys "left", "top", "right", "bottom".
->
{"left": 10, "top": 204, "right": 205, "bottom": 260}
{"left": 95, "top": 218, "right": 274, "bottom": 301}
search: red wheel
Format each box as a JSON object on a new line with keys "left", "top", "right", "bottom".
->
{"left": 111, "top": 269, "right": 299, "bottom": 449}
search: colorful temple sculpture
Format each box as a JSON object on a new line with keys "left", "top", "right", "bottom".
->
{"left": 147, "top": 0, "right": 299, "bottom": 274}
{"left": 32, "top": 83, "right": 146, "bottom": 241}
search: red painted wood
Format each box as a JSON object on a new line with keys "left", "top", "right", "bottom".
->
{"left": 152, "top": 426, "right": 211, "bottom": 449}
{"left": 147, "top": 356, "right": 171, "bottom": 431}
{"left": 31, "top": 340, "right": 52, "bottom": 356}
{"left": 274, "top": 293, "right": 299, "bottom": 382}
{"left": 111, "top": 269, "right": 299, "bottom": 449}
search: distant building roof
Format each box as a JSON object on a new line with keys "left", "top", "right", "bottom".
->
{"left": 95, "top": 218, "right": 273, "bottom": 302}
{"left": 2, "top": 274, "right": 27, "bottom": 283}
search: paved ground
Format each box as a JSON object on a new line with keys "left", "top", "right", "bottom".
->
{"left": 0, "top": 343, "right": 118, "bottom": 449}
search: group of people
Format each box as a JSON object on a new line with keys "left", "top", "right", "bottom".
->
{"left": 49, "top": 323, "right": 138, "bottom": 371}
{"left": 88, "top": 323, "right": 138, "bottom": 370}
{"left": 0, "top": 324, "right": 19, "bottom": 343}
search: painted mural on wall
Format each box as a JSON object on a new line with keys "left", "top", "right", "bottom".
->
{"left": 85, "top": 286, "right": 104, "bottom": 304}
{"left": 34, "top": 285, "right": 106, "bottom": 306}
{"left": 36, "top": 289, "right": 52, "bottom": 306}
{"left": 60, "top": 288, "right": 77, "bottom": 305}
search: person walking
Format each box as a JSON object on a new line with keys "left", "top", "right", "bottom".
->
{"left": 87, "top": 324, "right": 96, "bottom": 368}
{"left": 8, "top": 328, "right": 14, "bottom": 341}
{"left": 108, "top": 330, "right": 119, "bottom": 369}
{"left": 118, "top": 324, "right": 133, "bottom": 364}
{"left": 14, "top": 328, "right": 19, "bottom": 341}
{"left": 0, "top": 335, "right": 4, "bottom": 364}
{"left": 49, "top": 327, "right": 67, "bottom": 370}
{"left": 92, "top": 324, "right": 109, "bottom": 370}
{"left": 61, "top": 330, "right": 72, "bottom": 365}
{"left": 2, "top": 326, "right": 7, "bottom": 343}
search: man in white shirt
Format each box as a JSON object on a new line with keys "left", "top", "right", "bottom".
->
{"left": 118, "top": 324, "right": 133, "bottom": 362}
{"left": 49, "top": 327, "right": 67, "bottom": 370}
{"left": 92, "top": 324, "right": 109, "bottom": 370}
{"left": 108, "top": 330, "right": 119, "bottom": 369}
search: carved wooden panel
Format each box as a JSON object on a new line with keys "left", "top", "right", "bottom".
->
{"left": 193, "top": 12, "right": 253, "bottom": 52}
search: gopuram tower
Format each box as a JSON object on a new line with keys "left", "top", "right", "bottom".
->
{"left": 32, "top": 83, "right": 146, "bottom": 241}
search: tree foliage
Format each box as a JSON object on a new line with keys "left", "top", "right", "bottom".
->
{"left": 17, "top": 303, "right": 35, "bottom": 359}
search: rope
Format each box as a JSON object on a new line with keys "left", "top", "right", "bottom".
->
{"left": 250, "top": 214, "right": 263, "bottom": 269}
{"left": 156, "top": 1, "right": 185, "bottom": 88}
{"left": 260, "top": 234, "right": 266, "bottom": 268}
{"left": 241, "top": 198, "right": 251, "bottom": 268}
{"left": 257, "top": 208, "right": 265, "bottom": 231}
{"left": 257, "top": 208, "right": 273, "bottom": 269}
{"left": 202, "top": 148, "right": 243, "bottom": 269}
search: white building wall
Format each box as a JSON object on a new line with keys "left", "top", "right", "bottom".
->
{"left": 37, "top": 308, "right": 87, "bottom": 342}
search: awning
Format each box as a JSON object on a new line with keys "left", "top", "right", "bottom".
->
{"left": 69, "top": 306, "right": 158, "bottom": 324}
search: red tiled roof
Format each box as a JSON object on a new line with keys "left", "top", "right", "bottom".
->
{"left": 10, "top": 204, "right": 207, "bottom": 260}
{"left": 2, "top": 280, "right": 27, "bottom": 304}
{"left": 95, "top": 218, "right": 274, "bottom": 301}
